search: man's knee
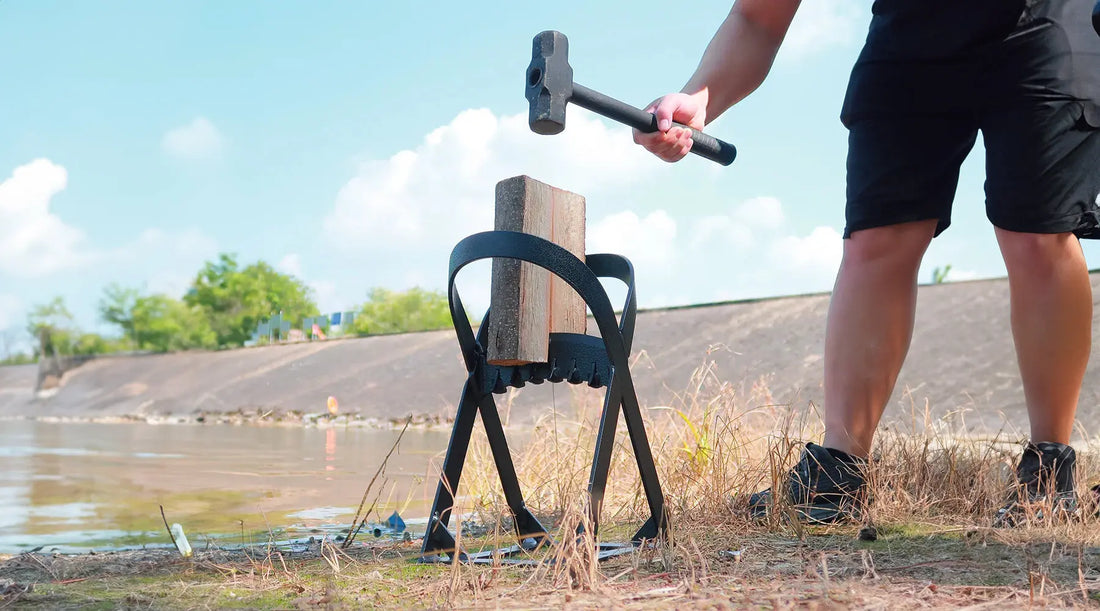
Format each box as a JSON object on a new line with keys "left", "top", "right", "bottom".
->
{"left": 996, "top": 229, "right": 1083, "bottom": 275}
{"left": 843, "top": 220, "right": 937, "bottom": 267}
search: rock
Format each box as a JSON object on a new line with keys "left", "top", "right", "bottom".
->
{"left": 858, "top": 525, "right": 878, "bottom": 541}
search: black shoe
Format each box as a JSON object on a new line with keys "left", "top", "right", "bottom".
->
{"left": 748, "top": 442, "right": 868, "bottom": 524}
{"left": 993, "top": 441, "right": 1079, "bottom": 527}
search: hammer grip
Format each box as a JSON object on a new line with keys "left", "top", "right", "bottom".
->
{"left": 572, "top": 84, "right": 737, "bottom": 166}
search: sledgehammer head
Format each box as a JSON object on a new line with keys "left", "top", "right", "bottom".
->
{"left": 526, "top": 30, "right": 573, "bottom": 135}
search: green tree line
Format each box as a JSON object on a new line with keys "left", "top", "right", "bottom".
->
{"left": 2, "top": 253, "right": 454, "bottom": 364}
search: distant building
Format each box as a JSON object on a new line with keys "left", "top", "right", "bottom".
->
{"left": 247, "top": 310, "right": 357, "bottom": 346}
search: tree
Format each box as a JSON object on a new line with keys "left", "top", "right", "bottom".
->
{"left": 99, "top": 284, "right": 216, "bottom": 353}
{"left": 131, "top": 294, "right": 216, "bottom": 352}
{"left": 99, "top": 284, "right": 140, "bottom": 346}
{"left": 351, "top": 287, "right": 453, "bottom": 336}
{"left": 184, "top": 253, "right": 319, "bottom": 347}
{"left": 26, "top": 297, "right": 76, "bottom": 358}
{"left": 71, "top": 332, "right": 128, "bottom": 356}
{"left": 26, "top": 297, "right": 123, "bottom": 357}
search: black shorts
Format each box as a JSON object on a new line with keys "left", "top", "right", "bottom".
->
{"left": 840, "top": 1, "right": 1100, "bottom": 239}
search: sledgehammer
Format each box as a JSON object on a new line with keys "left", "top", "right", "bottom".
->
{"left": 525, "top": 30, "right": 738, "bottom": 166}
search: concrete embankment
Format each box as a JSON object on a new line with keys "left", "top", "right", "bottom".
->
{"left": 2, "top": 273, "right": 1099, "bottom": 434}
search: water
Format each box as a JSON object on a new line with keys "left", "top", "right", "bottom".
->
{"left": 0, "top": 420, "right": 453, "bottom": 554}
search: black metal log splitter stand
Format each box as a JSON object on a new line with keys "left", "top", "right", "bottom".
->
{"left": 418, "top": 230, "right": 669, "bottom": 564}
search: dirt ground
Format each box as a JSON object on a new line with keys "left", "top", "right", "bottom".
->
{"left": 3, "top": 521, "right": 1100, "bottom": 610}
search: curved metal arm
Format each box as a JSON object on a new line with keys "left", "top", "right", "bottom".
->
{"left": 585, "top": 254, "right": 637, "bottom": 354}
{"left": 446, "top": 287, "right": 482, "bottom": 372}
{"left": 446, "top": 231, "right": 635, "bottom": 373}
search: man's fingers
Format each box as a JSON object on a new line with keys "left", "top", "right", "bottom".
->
{"left": 634, "top": 93, "right": 702, "bottom": 162}
{"left": 634, "top": 126, "right": 679, "bottom": 146}
{"left": 679, "top": 137, "right": 693, "bottom": 158}
{"left": 653, "top": 97, "right": 681, "bottom": 132}
{"left": 633, "top": 124, "right": 693, "bottom": 161}
{"left": 655, "top": 137, "right": 692, "bottom": 162}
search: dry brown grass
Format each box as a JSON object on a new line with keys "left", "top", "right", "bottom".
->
{"left": 457, "top": 355, "right": 1091, "bottom": 534}
{"left": 430, "top": 356, "right": 1100, "bottom": 608}
{"left": 7, "top": 357, "right": 1100, "bottom": 609}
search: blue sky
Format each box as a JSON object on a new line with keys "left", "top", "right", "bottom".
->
{"left": 2, "top": 1, "right": 1097, "bottom": 352}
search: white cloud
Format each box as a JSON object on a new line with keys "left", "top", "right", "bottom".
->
{"left": 589, "top": 197, "right": 842, "bottom": 306}
{"left": 309, "top": 279, "right": 342, "bottom": 313}
{"left": 781, "top": 0, "right": 863, "bottom": 61}
{"left": 733, "top": 196, "right": 785, "bottom": 230}
{"left": 325, "top": 108, "right": 656, "bottom": 253}
{"left": 771, "top": 226, "right": 843, "bottom": 269}
{"left": 768, "top": 225, "right": 844, "bottom": 291}
{"left": 321, "top": 109, "right": 844, "bottom": 309}
{"left": 277, "top": 253, "right": 303, "bottom": 278}
{"left": 274, "top": 254, "right": 345, "bottom": 313}
{"left": 0, "top": 159, "right": 87, "bottom": 277}
{"left": 162, "top": 117, "right": 225, "bottom": 160}
{"left": 111, "top": 228, "right": 219, "bottom": 297}
{"left": 322, "top": 108, "right": 661, "bottom": 305}
{"left": 589, "top": 210, "right": 678, "bottom": 272}
{"left": 690, "top": 196, "right": 786, "bottom": 251}
{"left": 0, "top": 157, "right": 226, "bottom": 338}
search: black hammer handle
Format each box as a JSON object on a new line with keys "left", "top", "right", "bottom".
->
{"left": 572, "top": 83, "right": 737, "bottom": 166}
{"left": 1093, "top": 0, "right": 1099, "bottom": 36}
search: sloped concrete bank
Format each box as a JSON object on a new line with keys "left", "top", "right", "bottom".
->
{"left": 2, "top": 274, "right": 1099, "bottom": 434}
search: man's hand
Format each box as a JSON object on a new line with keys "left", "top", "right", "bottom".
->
{"left": 632, "top": 92, "right": 708, "bottom": 163}
{"left": 631, "top": 0, "right": 800, "bottom": 163}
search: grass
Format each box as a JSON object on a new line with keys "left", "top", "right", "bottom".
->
{"left": 5, "top": 357, "right": 1100, "bottom": 608}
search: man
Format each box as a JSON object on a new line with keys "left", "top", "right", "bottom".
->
{"left": 635, "top": 0, "right": 1100, "bottom": 525}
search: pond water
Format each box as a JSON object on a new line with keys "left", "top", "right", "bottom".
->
{"left": 0, "top": 420, "right": 456, "bottom": 554}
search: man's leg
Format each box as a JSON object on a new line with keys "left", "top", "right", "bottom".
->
{"left": 747, "top": 107, "right": 975, "bottom": 521}
{"left": 828, "top": 109, "right": 978, "bottom": 459}
{"left": 822, "top": 219, "right": 939, "bottom": 458}
{"left": 995, "top": 230, "right": 1091, "bottom": 444}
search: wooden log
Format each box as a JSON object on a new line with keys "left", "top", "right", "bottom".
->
{"left": 549, "top": 186, "right": 587, "bottom": 336}
{"left": 487, "top": 175, "right": 586, "bottom": 366}
{"left": 488, "top": 176, "right": 552, "bottom": 365}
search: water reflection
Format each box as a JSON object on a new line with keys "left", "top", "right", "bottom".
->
{"left": 0, "top": 420, "right": 452, "bottom": 553}
{"left": 325, "top": 427, "right": 336, "bottom": 480}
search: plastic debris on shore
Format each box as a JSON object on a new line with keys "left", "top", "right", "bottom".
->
{"left": 368, "top": 511, "right": 410, "bottom": 541}
{"left": 170, "top": 523, "right": 193, "bottom": 558}
{"left": 719, "top": 549, "right": 743, "bottom": 562}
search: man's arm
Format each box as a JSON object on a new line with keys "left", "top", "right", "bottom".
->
{"left": 636, "top": 0, "right": 801, "bottom": 162}
{"left": 685, "top": 0, "right": 802, "bottom": 120}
